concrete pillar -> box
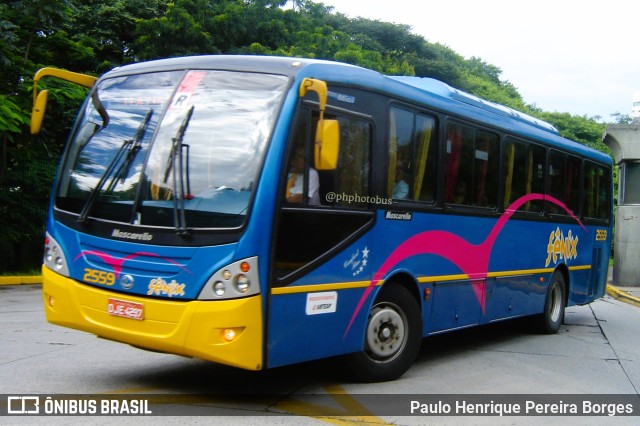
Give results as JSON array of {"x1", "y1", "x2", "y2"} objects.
[{"x1": 603, "y1": 125, "x2": 640, "y2": 287}]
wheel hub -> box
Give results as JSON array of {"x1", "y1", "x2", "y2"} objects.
[{"x1": 366, "y1": 305, "x2": 406, "y2": 359}]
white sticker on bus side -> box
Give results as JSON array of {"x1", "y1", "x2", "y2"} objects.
[{"x1": 305, "y1": 291, "x2": 338, "y2": 315}]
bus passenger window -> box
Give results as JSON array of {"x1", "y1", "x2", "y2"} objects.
[
  {"x1": 584, "y1": 162, "x2": 611, "y2": 220},
  {"x1": 445, "y1": 123, "x2": 473, "y2": 205},
  {"x1": 503, "y1": 140, "x2": 544, "y2": 212},
  {"x1": 445, "y1": 123, "x2": 497, "y2": 208},
  {"x1": 565, "y1": 156, "x2": 581, "y2": 215},
  {"x1": 388, "y1": 107, "x2": 437, "y2": 202},
  {"x1": 473, "y1": 131, "x2": 499, "y2": 208},
  {"x1": 547, "y1": 151, "x2": 566, "y2": 214},
  {"x1": 284, "y1": 117, "x2": 321, "y2": 206},
  {"x1": 328, "y1": 116, "x2": 370, "y2": 208},
  {"x1": 285, "y1": 145, "x2": 320, "y2": 205},
  {"x1": 392, "y1": 157, "x2": 409, "y2": 199},
  {"x1": 548, "y1": 152, "x2": 585, "y2": 217}
]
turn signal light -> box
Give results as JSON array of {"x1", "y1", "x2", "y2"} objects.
[{"x1": 424, "y1": 287, "x2": 431, "y2": 301}]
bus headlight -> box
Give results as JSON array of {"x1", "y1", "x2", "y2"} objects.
[
  {"x1": 198, "y1": 257, "x2": 260, "y2": 300},
  {"x1": 43, "y1": 233, "x2": 70, "y2": 277},
  {"x1": 55, "y1": 257, "x2": 65, "y2": 271},
  {"x1": 213, "y1": 281, "x2": 226, "y2": 296},
  {"x1": 234, "y1": 274, "x2": 250, "y2": 293}
]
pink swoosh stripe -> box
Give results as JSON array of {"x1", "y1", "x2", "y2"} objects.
[
  {"x1": 74, "y1": 250, "x2": 191, "y2": 278},
  {"x1": 343, "y1": 193, "x2": 585, "y2": 337}
]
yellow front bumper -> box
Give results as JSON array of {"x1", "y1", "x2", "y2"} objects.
[{"x1": 42, "y1": 266, "x2": 263, "y2": 370}]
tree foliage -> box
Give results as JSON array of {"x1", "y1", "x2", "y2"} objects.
[{"x1": 0, "y1": 0, "x2": 621, "y2": 272}]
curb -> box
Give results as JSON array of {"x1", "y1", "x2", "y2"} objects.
[
  {"x1": 0, "y1": 276, "x2": 43, "y2": 286},
  {"x1": 606, "y1": 284, "x2": 640, "y2": 308}
]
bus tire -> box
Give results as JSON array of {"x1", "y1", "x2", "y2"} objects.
[
  {"x1": 537, "y1": 271, "x2": 566, "y2": 334},
  {"x1": 345, "y1": 285, "x2": 422, "y2": 382}
]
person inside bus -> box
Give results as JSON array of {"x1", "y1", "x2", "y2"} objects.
[
  {"x1": 453, "y1": 179, "x2": 469, "y2": 204},
  {"x1": 392, "y1": 158, "x2": 409, "y2": 199},
  {"x1": 286, "y1": 146, "x2": 320, "y2": 205}
]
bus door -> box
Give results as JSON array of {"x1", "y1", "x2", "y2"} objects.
[
  {"x1": 268, "y1": 107, "x2": 375, "y2": 368},
  {"x1": 584, "y1": 162, "x2": 612, "y2": 300},
  {"x1": 588, "y1": 244, "x2": 607, "y2": 298}
]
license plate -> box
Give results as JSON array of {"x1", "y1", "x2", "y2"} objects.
[{"x1": 107, "y1": 298, "x2": 144, "y2": 320}]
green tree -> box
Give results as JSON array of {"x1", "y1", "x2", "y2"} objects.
[
  {"x1": 0, "y1": 0, "x2": 618, "y2": 272},
  {"x1": 1, "y1": 0, "x2": 91, "y2": 271},
  {"x1": 134, "y1": 0, "x2": 217, "y2": 59},
  {"x1": 70, "y1": 0, "x2": 164, "y2": 72},
  {"x1": 535, "y1": 111, "x2": 607, "y2": 152},
  {"x1": 609, "y1": 112, "x2": 635, "y2": 125}
]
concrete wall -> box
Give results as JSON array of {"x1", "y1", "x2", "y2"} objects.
[
  {"x1": 614, "y1": 206, "x2": 640, "y2": 286},
  {"x1": 604, "y1": 125, "x2": 640, "y2": 162},
  {"x1": 604, "y1": 125, "x2": 640, "y2": 287}
]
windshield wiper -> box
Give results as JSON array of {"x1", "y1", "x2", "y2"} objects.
[
  {"x1": 106, "y1": 108, "x2": 153, "y2": 193},
  {"x1": 92, "y1": 88, "x2": 110, "y2": 128},
  {"x1": 71, "y1": 89, "x2": 110, "y2": 159},
  {"x1": 163, "y1": 105, "x2": 194, "y2": 238},
  {"x1": 78, "y1": 108, "x2": 153, "y2": 225}
]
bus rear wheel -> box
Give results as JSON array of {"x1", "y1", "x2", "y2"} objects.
[
  {"x1": 537, "y1": 271, "x2": 566, "y2": 334},
  {"x1": 345, "y1": 285, "x2": 421, "y2": 382}
]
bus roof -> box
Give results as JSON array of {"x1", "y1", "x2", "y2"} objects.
[
  {"x1": 387, "y1": 76, "x2": 560, "y2": 135},
  {"x1": 103, "y1": 55, "x2": 611, "y2": 165},
  {"x1": 105, "y1": 55, "x2": 348, "y2": 78}
]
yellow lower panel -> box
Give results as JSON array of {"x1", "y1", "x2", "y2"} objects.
[{"x1": 42, "y1": 266, "x2": 263, "y2": 370}]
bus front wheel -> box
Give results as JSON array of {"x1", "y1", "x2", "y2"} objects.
[
  {"x1": 537, "y1": 271, "x2": 566, "y2": 334},
  {"x1": 345, "y1": 285, "x2": 421, "y2": 382}
]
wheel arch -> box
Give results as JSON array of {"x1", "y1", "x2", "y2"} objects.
[{"x1": 377, "y1": 271, "x2": 422, "y2": 309}]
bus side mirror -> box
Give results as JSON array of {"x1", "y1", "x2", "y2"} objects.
[
  {"x1": 31, "y1": 89, "x2": 49, "y2": 135},
  {"x1": 299, "y1": 77, "x2": 340, "y2": 170},
  {"x1": 30, "y1": 67, "x2": 97, "y2": 135},
  {"x1": 315, "y1": 119, "x2": 339, "y2": 170}
]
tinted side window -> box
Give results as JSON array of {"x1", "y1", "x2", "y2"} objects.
[
  {"x1": 503, "y1": 139, "x2": 545, "y2": 212},
  {"x1": 584, "y1": 162, "x2": 611, "y2": 221},
  {"x1": 566, "y1": 156, "x2": 582, "y2": 215},
  {"x1": 445, "y1": 123, "x2": 498, "y2": 208},
  {"x1": 547, "y1": 151, "x2": 566, "y2": 214},
  {"x1": 388, "y1": 107, "x2": 438, "y2": 203},
  {"x1": 330, "y1": 116, "x2": 371, "y2": 208},
  {"x1": 274, "y1": 108, "x2": 373, "y2": 280},
  {"x1": 474, "y1": 130, "x2": 499, "y2": 208},
  {"x1": 445, "y1": 123, "x2": 474, "y2": 205},
  {"x1": 547, "y1": 151, "x2": 582, "y2": 216}
]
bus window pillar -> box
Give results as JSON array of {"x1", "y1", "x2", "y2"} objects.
[{"x1": 603, "y1": 124, "x2": 640, "y2": 287}]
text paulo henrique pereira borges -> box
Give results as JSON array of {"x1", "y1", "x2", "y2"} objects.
[{"x1": 410, "y1": 399, "x2": 635, "y2": 416}]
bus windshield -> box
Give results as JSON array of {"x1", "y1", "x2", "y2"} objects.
[{"x1": 56, "y1": 69, "x2": 288, "y2": 230}]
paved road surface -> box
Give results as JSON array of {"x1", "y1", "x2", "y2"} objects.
[{"x1": 0, "y1": 284, "x2": 638, "y2": 425}]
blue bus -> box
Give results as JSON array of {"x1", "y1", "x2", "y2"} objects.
[{"x1": 35, "y1": 55, "x2": 612, "y2": 382}]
